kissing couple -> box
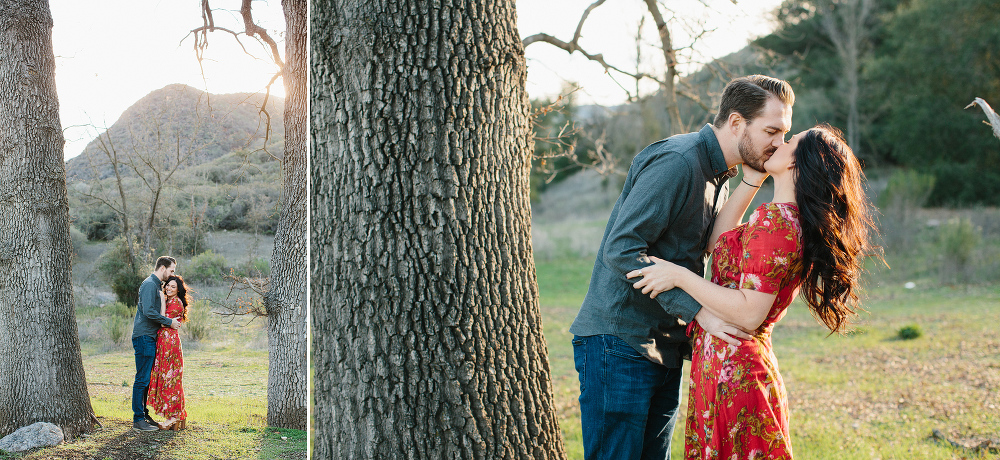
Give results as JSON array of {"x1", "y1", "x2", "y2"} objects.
[{"x1": 571, "y1": 75, "x2": 878, "y2": 459}]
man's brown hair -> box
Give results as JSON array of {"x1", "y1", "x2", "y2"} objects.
[
  {"x1": 155, "y1": 256, "x2": 176, "y2": 271},
  {"x1": 713, "y1": 75, "x2": 795, "y2": 128}
]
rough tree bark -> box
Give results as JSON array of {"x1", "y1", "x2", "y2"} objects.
[
  {"x1": 311, "y1": 0, "x2": 566, "y2": 458},
  {"x1": 0, "y1": 0, "x2": 95, "y2": 439},
  {"x1": 264, "y1": 0, "x2": 307, "y2": 430}
]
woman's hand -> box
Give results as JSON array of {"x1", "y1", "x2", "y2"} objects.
[
  {"x1": 741, "y1": 164, "x2": 769, "y2": 187},
  {"x1": 625, "y1": 256, "x2": 687, "y2": 298}
]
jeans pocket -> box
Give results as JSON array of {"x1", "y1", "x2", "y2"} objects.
[{"x1": 604, "y1": 336, "x2": 647, "y2": 362}]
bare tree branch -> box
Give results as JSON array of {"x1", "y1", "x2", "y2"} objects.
[{"x1": 965, "y1": 97, "x2": 1000, "y2": 140}]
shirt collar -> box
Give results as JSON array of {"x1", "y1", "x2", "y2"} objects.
[{"x1": 698, "y1": 123, "x2": 737, "y2": 179}]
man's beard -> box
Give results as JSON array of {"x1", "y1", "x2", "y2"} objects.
[{"x1": 738, "y1": 129, "x2": 774, "y2": 173}]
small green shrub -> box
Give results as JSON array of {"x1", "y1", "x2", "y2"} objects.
[
  {"x1": 184, "y1": 299, "x2": 213, "y2": 342},
  {"x1": 186, "y1": 250, "x2": 228, "y2": 284},
  {"x1": 939, "y1": 217, "x2": 981, "y2": 268},
  {"x1": 234, "y1": 257, "x2": 271, "y2": 278},
  {"x1": 103, "y1": 302, "x2": 134, "y2": 345},
  {"x1": 878, "y1": 169, "x2": 936, "y2": 251},
  {"x1": 897, "y1": 324, "x2": 923, "y2": 340},
  {"x1": 70, "y1": 225, "x2": 88, "y2": 259},
  {"x1": 95, "y1": 236, "x2": 151, "y2": 306}
]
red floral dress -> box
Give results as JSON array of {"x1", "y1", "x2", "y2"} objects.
[
  {"x1": 148, "y1": 297, "x2": 186, "y2": 421},
  {"x1": 685, "y1": 203, "x2": 803, "y2": 459}
]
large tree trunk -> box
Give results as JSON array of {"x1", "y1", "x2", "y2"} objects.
[
  {"x1": 0, "y1": 0, "x2": 95, "y2": 439},
  {"x1": 311, "y1": 1, "x2": 566, "y2": 458},
  {"x1": 264, "y1": 0, "x2": 308, "y2": 430}
]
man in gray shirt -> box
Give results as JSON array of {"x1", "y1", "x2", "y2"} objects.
[
  {"x1": 131, "y1": 256, "x2": 181, "y2": 431},
  {"x1": 570, "y1": 75, "x2": 795, "y2": 458}
]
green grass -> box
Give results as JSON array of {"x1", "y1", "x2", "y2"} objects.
[{"x1": 537, "y1": 257, "x2": 1000, "y2": 459}]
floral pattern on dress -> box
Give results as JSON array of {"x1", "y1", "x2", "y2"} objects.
[
  {"x1": 147, "y1": 297, "x2": 186, "y2": 421},
  {"x1": 685, "y1": 203, "x2": 802, "y2": 459}
]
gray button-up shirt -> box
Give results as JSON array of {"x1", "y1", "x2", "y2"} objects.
[
  {"x1": 569, "y1": 124, "x2": 734, "y2": 367},
  {"x1": 132, "y1": 273, "x2": 173, "y2": 338}
]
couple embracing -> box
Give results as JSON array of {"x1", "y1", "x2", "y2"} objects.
[
  {"x1": 131, "y1": 256, "x2": 191, "y2": 432},
  {"x1": 571, "y1": 75, "x2": 878, "y2": 459}
]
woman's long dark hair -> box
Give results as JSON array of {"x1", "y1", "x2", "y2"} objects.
[
  {"x1": 164, "y1": 275, "x2": 192, "y2": 322},
  {"x1": 794, "y1": 125, "x2": 882, "y2": 333}
]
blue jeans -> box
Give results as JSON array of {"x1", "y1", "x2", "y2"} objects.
[
  {"x1": 573, "y1": 334, "x2": 683, "y2": 460},
  {"x1": 132, "y1": 335, "x2": 157, "y2": 422}
]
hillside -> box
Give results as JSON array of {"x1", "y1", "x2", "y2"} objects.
[{"x1": 65, "y1": 84, "x2": 284, "y2": 181}]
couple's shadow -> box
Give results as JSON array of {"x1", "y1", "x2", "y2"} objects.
[{"x1": 88, "y1": 422, "x2": 181, "y2": 460}]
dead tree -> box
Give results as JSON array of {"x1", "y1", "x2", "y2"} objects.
[
  {"x1": 966, "y1": 97, "x2": 1000, "y2": 140},
  {"x1": 522, "y1": 0, "x2": 723, "y2": 136}
]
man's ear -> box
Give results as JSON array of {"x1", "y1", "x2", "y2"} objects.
[{"x1": 728, "y1": 112, "x2": 744, "y2": 135}]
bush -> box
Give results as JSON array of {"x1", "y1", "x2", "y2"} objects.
[
  {"x1": 897, "y1": 324, "x2": 922, "y2": 340},
  {"x1": 184, "y1": 300, "x2": 213, "y2": 342},
  {"x1": 103, "y1": 302, "x2": 134, "y2": 345},
  {"x1": 70, "y1": 225, "x2": 88, "y2": 259},
  {"x1": 95, "y1": 236, "x2": 151, "y2": 307},
  {"x1": 185, "y1": 250, "x2": 227, "y2": 284},
  {"x1": 878, "y1": 169, "x2": 935, "y2": 251},
  {"x1": 939, "y1": 218, "x2": 981, "y2": 269},
  {"x1": 234, "y1": 257, "x2": 271, "y2": 278}
]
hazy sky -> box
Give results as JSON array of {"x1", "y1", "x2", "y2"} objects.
[
  {"x1": 50, "y1": 0, "x2": 780, "y2": 160},
  {"x1": 51, "y1": 0, "x2": 286, "y2": 160}
]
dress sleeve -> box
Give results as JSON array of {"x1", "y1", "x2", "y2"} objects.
[{"x1": 738, "y1": 206, "x2": 801, "y2": 294}]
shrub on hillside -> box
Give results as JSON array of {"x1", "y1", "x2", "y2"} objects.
[
  {"x1": 185, "y1": 250, "x2": 227, "y2": 284},
  {"x1": 937, "y1": 217, "x2": 982, "y2": 283},
  {"x1": 103, "y1": 302, "x2": 134, "y2": 346},
  {"x1": 878, "y1": 170, "x2": 935, "y2": 251},
  {"x1": 73, "y1": 206, "x2": 121, "y2": 241},
  {"x1": 233, "y1": 257, "x2": 271, "y2": 278},
  {"x1": 184, "y1": 299, "x2": 213, "y2": 342},
  {"x1": 96, "y1": 236, "x2": 151, "y2": 307},
  {"x1": 70, "y1": 225, "x2": 88, "y2": 259}
]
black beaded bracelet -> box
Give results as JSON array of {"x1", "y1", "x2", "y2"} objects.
[{"x1": 742, "y1": 178, "x2": 760, "y2": 188}]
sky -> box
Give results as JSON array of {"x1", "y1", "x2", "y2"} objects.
[
  {"x1": 51, "y1": 0, "x2": 781, "y2": 161},
  {"x1": 517, "y1": 0, "x2": 784, "y2": 105},
  {"x1": 51, "y1": 0, "x2": 287, "y2": 160}
]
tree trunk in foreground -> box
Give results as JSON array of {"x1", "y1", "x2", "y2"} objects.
[
  {"x1": 0, "y1": 0, "x2": 95, "y2": 439},
  {"x1": 311, "y1": 0, "x2": 566, "y2": 457},
  {"x1": 264, "y1": 0, "x2": 308, "y2": 430}
]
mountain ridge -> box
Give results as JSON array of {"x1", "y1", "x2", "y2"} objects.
[{"x1": 65, "y1": 83, "x2": 284, "y2": 182}]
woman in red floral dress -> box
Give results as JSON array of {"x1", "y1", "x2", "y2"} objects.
[
  {"x1": 148, "y1": 275, "x2": 190, "y2": 430},
  {"x1": 628, "y1": 125, "x2": 880, "y2": 459}
]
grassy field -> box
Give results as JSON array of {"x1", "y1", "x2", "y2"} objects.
[
  {"x1": 537, "y1": 257, "x2": 1000, "y2": 460},
  {"x1": 0, "y1": 231, "x2": 305, "y2": 459}
]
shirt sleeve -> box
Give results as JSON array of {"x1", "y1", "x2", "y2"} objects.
[
  {"x1": 602, "y1": 152, "x2": 694, "y2": 276},
  {"x1": 738, "y1": 206, "x2": 801, "y2": 294},
  {"x1": 602, "y1": 152, "x2": 702, "y2": 322},
  {"x1": 654, "y1": 288, "x2": 702, "y2": 323}
]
